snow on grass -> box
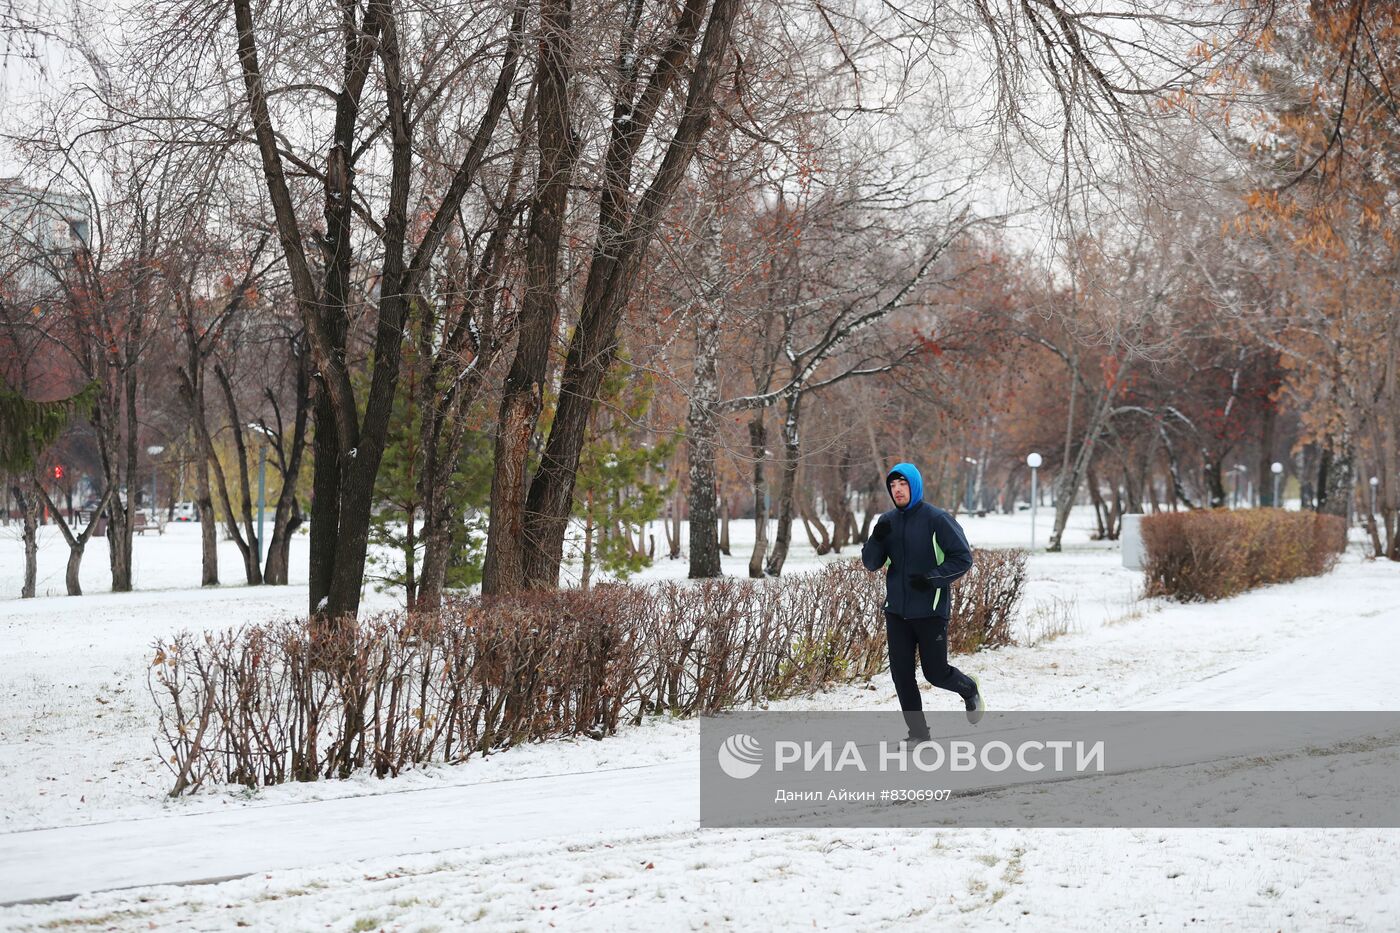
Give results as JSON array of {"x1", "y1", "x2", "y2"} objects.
[
  {"x1": 2, "y1": 506, "x2": 1398, "y2": 929},
  {"x1": 5, "y1": 826, "x2": 1398, "y2": 930}
]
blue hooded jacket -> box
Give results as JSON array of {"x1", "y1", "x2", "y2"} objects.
[{"x1": 860, "y1": 462, "x2": 974, "y2": 619}]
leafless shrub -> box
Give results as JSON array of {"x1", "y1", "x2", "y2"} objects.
[
  {"x1": 949, "y1": 548, "x2": 1026, "y2": 653},
  {"x1": 1024, "y1": 595, "x2": 1081, "y2": 646},
  {"x1": 1141, "y1": 510, "x2": 1346, "y2": 601},
  {"x1": 149, "y1": 555, "x2": 1024, "y2": 793}
]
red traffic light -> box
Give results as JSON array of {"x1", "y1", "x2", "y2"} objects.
[{"x1": 52, "y1": 465, "x2": 65, "y2": 480}]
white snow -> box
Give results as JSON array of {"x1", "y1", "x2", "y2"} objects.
[{"x1": 1, "y1": 507, "x2": 1398, "y2": 930}]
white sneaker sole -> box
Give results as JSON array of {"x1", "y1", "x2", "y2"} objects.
[{"x1": 966, "y1": 675, "x2": 985, "y2": 725}]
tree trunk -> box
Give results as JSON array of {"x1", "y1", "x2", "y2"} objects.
[
  {"x1": 264, "y1": 340, "x2": 311, "y2": 586},
  {"x1": 515, "y1": 0, "x2": 740, "y2": 590},
  {"x1": 179, "y1": 361, "x2": 246, "y2": 586},
  {"x1": 216, "y1": 365, "x2": 264, "y2": 586},
  {"x1": 748, "y1": 415, "x2": 768, "y2": 578},
  {"x1": 1107, "y1": 484, "x2": 1124, "y2": 539},
  {"x1": 62, "y1": 541, "x2": 84, "y2": 596},
  {"x1": 195, "y1": 471, "x2": 219, "y2": 586},
  {"x1": 481, "y1": 366, "x2": 547, "y2": 595},
  {"x1": 106, "y1": 503, "x2": 133, "y2": 592},
  {"x1": 14, "y1": 482, "x2": 40, "y2": 598},
  {"x1": 1315, "y1": 445, "x2": 1332, "y2": 514},
  {"x1": 581, "y1": 492, "x2": 594, "y2": 590},
  {"x1": 764, "y1": 393, "x2": 801, "y2": 576},
  {"x1": 325, "y1": 427, "x2": 397, "y2": 619},
  {"x1": 999, "y1": 469, "x2": 1018, "y2": 515},
  {"x1": 1297, "y1": 444, "x2": 1316, "y2": 510},
  {"x1": 1122, "y1": 457, "x2": 1144, "y2": 515},
  {"x1": 1157, "y1": 423, "x2": 1195, "y2": 509},
  {"x1": 414, "y1": 408, "x2": 474, "y2": 608},
  {"x1": 718, "y1": 496, "x2": 730, "y2": 556},
  {"x1": 105, "y1": 369, "x2": 140, "y2": 592},
  {"x1": 1381, "y1": 310, "x2": 1400, "y2": 559},
  {"x1": 798, "y1": 488, "x2": 832, "y2": 555},
  {"x1": 1046, "y1": 467, "x2": 1076, "y2": 551},
  {"x1": 828, "y1": 451, "x2": 853, "y2": 552},
  {"x1": 415, "y1": 502, "x2": 454, "y2": 608},
  {"x1": 308, "y1": 395, "x2": 341, "y2": 613},
  {"x1": 1203, "y1": 456, "x2": 1227, "y2": 509},
  {"x1": 414, "y1": 315, "x2": 492, "y2": 606},
  {"x1": 404, "y1": 509, "x2": 417, "y2": 606},
  {"x1": 480, "y1": 0, "x2": 573, "y2": 597},
  {"x1": 1317, "y1": 437, "x2": 1354, "y2": 519},
  {"x1": 34, "y1": 483, "x2": 111, "y2": 597},
  {"x1": 1386, "y1": 504, "x2": 1399, "y2": 562},
  {"x1": 1087, "y1": 465, "x2": 1108, "y2": 539},
  {"x1": 1047, "y1": 382, "x2": 1113, "y2": 552},
  {"x1": 178, "y1": 366, "x2": 221, "y2": 587},
  {"x1": 413, "y1": 331, "x2": 503, "y2": 607},
  {"x1": 666, "y1": 490, "x2": 682, "y2": 560},
  {"x1": 1363, "y1": 463, "x2": 1384, "y2": 556},
  {"x1": 263, "y1": 498, "x2": 301, "y2": 586},
  {"x1": 686, "y1": 305, "x2": 723, "y2": 579},
  {"x1": 972, "y1": 442, "x2": 990, "y2": 512}
]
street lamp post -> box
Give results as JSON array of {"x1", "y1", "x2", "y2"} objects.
[
  {"x1": 246, "y1": 423, "x2": 274, "y2": 567},
  {"x1": 1371, "y1": 476, "x2": 1380, "y2": 520},
  {"x1": 1027, "y1": 452, "x2": 1043, "y2": 550},
  {"x1": 1271, "y1": 461, "x2": 1283, "y2": 509},
  {"x1": 256, "y1": 445, "x2": 267, "y2": 565},
  {"x1": 146, "y1": 445, "x2": 165, "y2": 523},
  {"x1": 1233, "y1": 464, "x2": 1247, "y2": 509}
]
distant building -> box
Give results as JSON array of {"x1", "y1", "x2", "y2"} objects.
[
  {"x1": 1, "y1": 178, "x2": 92, "y2": 400},
  {"x1": 0, "y1": 177, "x2": 91, "y2": 295}
]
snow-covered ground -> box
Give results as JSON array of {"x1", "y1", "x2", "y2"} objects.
[{"x1": 1, "y1": 507, "x2": 1397, "y2": 930}]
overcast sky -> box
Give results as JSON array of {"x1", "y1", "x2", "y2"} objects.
[{"x1": 1, "y1": 0, "x2": 1252, "y2": 276}]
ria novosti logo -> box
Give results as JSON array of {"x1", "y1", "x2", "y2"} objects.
[{"x1": 717, "y1": 733, "x2": 763, "y2": 779}]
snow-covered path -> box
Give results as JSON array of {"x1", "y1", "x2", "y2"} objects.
[
  {"x1": 0, "y1": 759, "x2": 699, "y2": 904},
  {"x1": 6, "y1": 706, "x2": 1396, "y2": 908}
]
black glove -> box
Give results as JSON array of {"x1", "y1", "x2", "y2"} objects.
[
  {"x1": 907, "y1": 572, "x2": 935, "y2": 592},
  {"x1": 872, "y1": 520, "x2": 892, "y2": 542}
]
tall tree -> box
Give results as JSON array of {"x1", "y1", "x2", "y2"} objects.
[
  {"x1": 1226, "y1": 0, "x2": 1399, "y2": 549},
  {"x1": 483, "y1": 0, "x2": 742, "y2": 593},
  {"x1": 226, "y1": 0, "x2": 528, "y2": 616}
]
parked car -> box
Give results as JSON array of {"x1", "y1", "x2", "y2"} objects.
[{"x1": 172, "y1": 501, "x2": 198, "y2": 522}]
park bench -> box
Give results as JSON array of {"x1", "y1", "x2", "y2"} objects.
[
  {"x1": 90, "y1": 512, "x2": 163, "y2": 536},
  {"x1": 133, "y1": 513, "x2": 164, "y2": 535}
]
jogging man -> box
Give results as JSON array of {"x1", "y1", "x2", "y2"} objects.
[{"x1": 861, "y1": 461, "x2": 985, "y2": 741}]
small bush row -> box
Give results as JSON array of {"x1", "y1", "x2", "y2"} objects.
[
  {"x1": 149, "y1": 552, "x2": 1025, "y2": 794},
  {"x1": 1140, "y1": 508, "x2": 1346, "y2": 602}
]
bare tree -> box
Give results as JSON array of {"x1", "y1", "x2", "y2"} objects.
[
  {"x1": 220, "y1": 0, "x2": 529, "y2": 616},
  {"x1": 172, "y1": 228, "x2": 277, "y2": 585},
  {"x1": 482, "y1": 0, "x2": 743, "y2": 593},
  {"x1": 0, "y1": 136, "x2": 196, "y2": 590}
]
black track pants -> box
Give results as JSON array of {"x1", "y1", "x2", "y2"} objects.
[{"x1": 885, "y1": 611, "x2": 976, "y2": 736}]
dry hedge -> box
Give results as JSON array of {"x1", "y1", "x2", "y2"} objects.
[
  {"x1": 950, "y1": 547, "x2": 1025, "y2": 653},
  {"x1": 1140, "y1": 509, "x2": 1346, "y2": 602},
  {"x1": 150, "y1": 552, "x2": 1025, "y2": 794}
]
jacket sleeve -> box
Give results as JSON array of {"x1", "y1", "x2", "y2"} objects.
[
  {"x1": 861, "y1": 517, "x2": 889, "y2": 571},
  {"x1": 923, "y1": 511, "x2": 973, "y2": 586}
]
